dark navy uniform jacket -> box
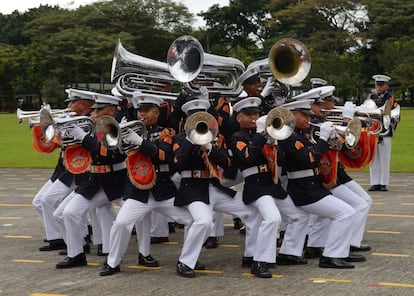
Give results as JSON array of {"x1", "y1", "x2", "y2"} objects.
[
  {"x1": 123, "y1": 125, "x2": 177, "y2": 203},
  {"x1": 55, "y1": 147, "x2": 92, "y2": 187},
  {"x1": 75, "y1": 132, "x2": 127, "y2": 201},
  {"x1": 173, "y1": 132, "x2": 235, "y2": 207},
  {"x1": 229, "y1": 128, "x2": 286, "y2": 205},
  {"x1": 278, "y1": 128, "x2": 331, "y2": 206},
  {"x1": 370, "y1": 91, "x2": 398, "y2": 137}
]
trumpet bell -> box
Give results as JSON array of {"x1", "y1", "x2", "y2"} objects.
[
  {"x1": 340, "y1": 117, "x2": 362, "y2": 149},
  {"x1": 184, "y1": 112, "x2": 218, "y2": 146},
  {"x1": 265, "y1": 107, "x2": 295, "y2": 140},
  {"x1": 95, "y1": 116, "x2": 121, "y2": 150},
  {"x1": 40, "y1": 108, "x2": 56, "y2": 142},
  {"x1": 269, "y1": 38, "x2": 311, "y2": 85},
  {"x1": 167, "y1": 35, "x2": 204, "y2": 83}
]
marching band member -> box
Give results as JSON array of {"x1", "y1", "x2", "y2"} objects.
[
  {"x1": 368, "y1": 74, "x2": 400, "y2": 191},
  {"x1": 100, "y1": 93, "x2": 194, "y2": 276},
  {"x1": 229, "y1": 97, "x2": 283, "y2": 277},
  {"x1": 54, "y1": 93, "x2": 126, "y2": 268},
  {"x1": 34, "y1": 88, "x2": 95, "y2": 252},
  {"x1": 173, "y1": 96, "x2": 262, "y2": 278},
  {"x1": 277, "y1": 99, "x2": 358, "y2": 269}
]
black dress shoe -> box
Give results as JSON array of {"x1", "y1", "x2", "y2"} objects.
[
  {"x1": 138, "y1": 253, "x2": 159, "y2": 267},
  {"x1": 150, "y1": 237, "x2": 169, "y2": 244},
  {"x1": 56, "y1": 253, "x2": 87, "y2": 269},
  {"x1": 39, "y1": 239, "x2": 66, "y2": 251},
  {"x1": 99, "y1": 263, "x2": 120, "y2": 276},
  {"x1": 97, "y1": 244, "x2": 108, "y2": 256},
  {"x1": 233, "y1": 218, "x2": 244, "y2": 229},
  {"x1": 194, "y1": 261, "x2": 205, "y2": 270},
  {"x1": 368, "y1": 185, "x2": 381, "y2": 191},
  {"x1": 277, "y1": 253, "x2": 308, "y2": 265},
  {"x1": 379, "y1": 185, "x2": 388, "y2": 191},
  {"x1": 241, "y1": 256, "x2": 253, "y2": 268},
  {"x1": 251, "y1": 261, "x2": 272, "y2": 278},
  {"x1": 345, "y1": 252, "x2": 366, "y2": 262},
  {"x1": 204, "y1": 236, "x2": 219, "y2": 249},
  {"x1": 176, "y1": 261, "x2": 196, "y2": 278},
  {"x1": 319, "y1": 256, "x2": 355, "y2": 269},
  {"x1": 303, "y1": 247, "x2": 324, "y2": 259},
  {"x1": 350, "y1": 244, "x2": 371, "y2": 252}
]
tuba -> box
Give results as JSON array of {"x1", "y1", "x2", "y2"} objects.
[
  {"x1": 184, "y1": 111, "x2": 219, "y2": 145},
  {"x1": 167, "y1": 35, "x2": 246, "y2": 97},
  {"x1": 95, "y1": 116, "x2": 147, "y2": 153},
  {"x1": 265, "y1": 107, "x2": 296, "y2": 140},
  {"x1": 40, "y1": 108, "x2": 94, "y2": 146},
  {"x1": 111, "y1": 39, "x2": 180, "y2": 101}
]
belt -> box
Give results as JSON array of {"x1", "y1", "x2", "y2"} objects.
[
  {"x1": 287, "y1": 168, "x2": 319, "y2": 179},
  {"x1": 90, "y1": 162, "x2": 126, "y2": 173},
  {"x1": 241, "y1": 164, "x2": 269, "y2": 178},
  {"x1": 154, "y1": 164, "x2": 169, "y2": 173},
  {"x1": 181, "y1": 169, "x2": 212, "y2": 179}
]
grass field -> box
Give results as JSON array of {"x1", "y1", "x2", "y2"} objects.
[{"x1": 1, "y1": 109, "x2": 413, "y2": 171}]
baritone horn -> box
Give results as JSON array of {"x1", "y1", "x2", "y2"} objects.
[
  {"x1": 167, "y1": 35, "x2": 246, "y2": 97},
  {"x1": 265, "y1": 107, "x2": 296, "y2": 140},
  {"x1": 184, "y1": 111, "x2": 219, "y2": 145},
  {"x1": 40, "y1": 108, "x2": 94, "y2": 146},
  {"x1": 95, "y1": 116, "x2": 147, "y2": 153}
]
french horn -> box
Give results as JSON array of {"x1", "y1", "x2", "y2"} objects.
[{"x1": 184, "y1": 111, "x2": 219, "y2": 146}]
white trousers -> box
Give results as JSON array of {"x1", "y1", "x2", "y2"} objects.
[
  {"x1": 150, "y1": 211, "x2": 169, "y2": 237},
  {"x1": 107, "y1": 196, "x2": 193, "y2": 268},
  {"x1": 40, "y1": 179, "x2": 75, "y2": 240},
  {"x1": 300, "y1": 195, "x2": 355, "y2": 258},
  {"x1": 275, "y1": 195, "x2": 309, "y2": 257},
  {"x1": 370, "y1": 137, "x2": 392, "y2": 185},
  {"x1": 54, "y1": 189, "x2": 120, "y2": 257},
  {"x1": 32, "y1": 179, "x2": 53, "y2": 227}
]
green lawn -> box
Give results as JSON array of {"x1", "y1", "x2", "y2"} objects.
[{"x1": 1, "y1": 109, "x2": 413, "y2": 171}]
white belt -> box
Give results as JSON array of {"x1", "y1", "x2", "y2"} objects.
[
  {"x1": 90, "y1": 162, "x2": 126, "y2": 173},
  {"x1": 155, "y1": 164, "x2": 169, "y2": 173},
  {"x1": 181, "y1": 170, "x2": 212, "y2": 178},
  {"x1": 241, "y1": 165, "x2": 269, "y2": 178},
  {"x1": 287, "y1": 168, "x2": 319, "y2": 179}
]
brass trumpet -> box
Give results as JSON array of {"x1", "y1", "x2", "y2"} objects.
[
  {"x1": 184, "y1": 111, "x2": 218, "y2": 145},
  {"x1": 95, "y1": 116, "x2": 147, "y2": 153},
  {"x1": 309, "y1": 117, "x2": 362, "y2": 150}
]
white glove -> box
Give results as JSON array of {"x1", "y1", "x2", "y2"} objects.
[
  {"x1": 260, "y1": 77, "x2": 275, "y2": 97},
  {"x1": 198, "y1": 86, "x2": 209, "y2": 101},
  {"x1": 256, "y1": 115, "x2": 267, "y2": 134},
  {"x1": 69, "y1": 125, "x2": 87, "y2": 141},
  {"x1": 342, "y1": 101, "x2": 356, "y2": 119},
  {"x1": 124, "y1": 128, "x2": 143, "y2": 146},
  {"x1": 319, "y1": 121, "x2": 334, "y2": 142},
  {"x1": 202, "y1": 143, "x2": 213, "y2": 155}
]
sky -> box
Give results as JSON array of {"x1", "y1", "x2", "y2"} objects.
[{"x1": 0, "y1": 0, "x2": 229, "y2": 27}]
